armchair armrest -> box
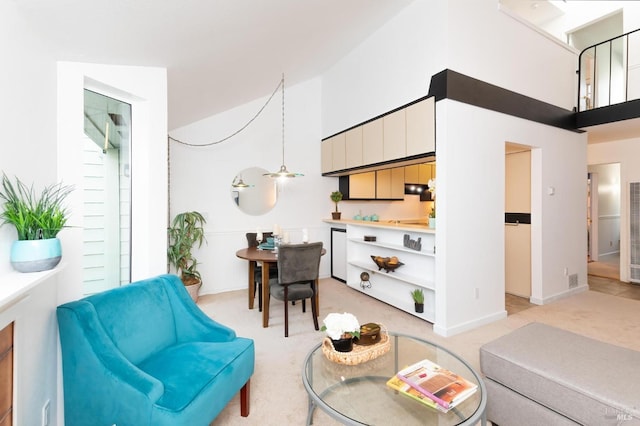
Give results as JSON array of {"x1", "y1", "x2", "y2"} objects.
[
  {"x1": 161, "y1": 274, "x2": 237, "y2": 342},
  {"x1": 57, "y1": 303, "x2": 164, "y2": 402}
]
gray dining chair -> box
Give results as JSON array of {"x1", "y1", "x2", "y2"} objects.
[
  {"x1": 268, "y1": 242, "x2": 322, "y2": 337},
  {"x1": 246, "y1": 232, "x2": 278, "y2": 312}
]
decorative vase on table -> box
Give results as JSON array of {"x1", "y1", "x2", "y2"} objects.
[{"x1": 331, "y1": 336, "x2": 354, "y2": 353}]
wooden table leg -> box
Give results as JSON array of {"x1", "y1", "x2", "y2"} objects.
[
  {"x1": 248, "y1": 261, "x2": 255, "y2": 310},
  {"x1": 262, "y1": 261, "x2": 271, "y2": 328},
  {"x1": 315, "y1": 278, "x2": 320, "y2": 315}
]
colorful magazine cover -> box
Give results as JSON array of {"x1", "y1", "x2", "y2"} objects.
[{"x1": 388, "y1": 358, "x2": 478, "y2": 412}]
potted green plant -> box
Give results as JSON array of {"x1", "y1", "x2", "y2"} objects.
[
  {"x1": 410, "y1": 288, "x2": 424, "y2": 313},
  {"x1": 330, "y1": 191, "x2": 343, "y2": 220},
  {"x1": 0, "y1": 173, "x2": 73, "y2": 272},
  {"x1": 167, "y1": 211, "x2": 207, "y2": 301},
  {"x1": 429, "y1": 206, "x2": 436, "y2": 229}
]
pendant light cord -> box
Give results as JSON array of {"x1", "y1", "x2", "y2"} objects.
[
  {"x1": 168, "y1": 76, "x2": 283, "y2": 147},
  {"x1": 281, "y1": 73, "x2": 285, "y2": 165}
]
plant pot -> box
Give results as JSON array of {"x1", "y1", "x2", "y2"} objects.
[
  {"x1": 10, "y1": 238, "x2": 62, "y2": 273},
  {"x1": 414, "y1": 303, "x2": 424, "y2": 313},
  {"x1": 185, "y1": 281, "x2": 202, "y2": 303},
  {"x1": 429, "y1": 218, "x2": 436, "y2": 229},
  {"x1": 331, "y1": 212, "x2": 341, "y2": 220},
  {"x1": 331, "y1": 336, "x2": 354, "y2": 352}
]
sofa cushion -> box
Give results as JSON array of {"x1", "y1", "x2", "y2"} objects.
[
  {"x1": 480, "y1": 322, "x2": 640, "y2": 425},
  {"x1": 138, "y1": 337, "x2": 254, "y2": 412}
]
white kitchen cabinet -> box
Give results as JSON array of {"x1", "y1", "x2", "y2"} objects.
[
  {"x1": 406, "y1": 97, "x2": 435, "y2": 156},
  {"x1": 345, "y1": 223, "x2": 436, "y2": 322}
]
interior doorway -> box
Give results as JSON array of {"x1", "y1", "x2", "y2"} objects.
[
  {"x1": 505, "y1": 142, "x2": 532, "y2": 300},
  {"x1": 587, "y1": 163, "x2": 621, "y2": 281}
]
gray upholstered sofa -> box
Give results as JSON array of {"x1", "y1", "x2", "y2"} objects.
[{"x1": 480, "y1": 322, "x2": 640, "y2": 425}]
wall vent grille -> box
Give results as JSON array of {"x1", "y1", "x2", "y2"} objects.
[{"x1": 568, "y1": 273, "x2": 578, "y2": 288}]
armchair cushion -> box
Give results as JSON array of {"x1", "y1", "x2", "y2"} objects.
[{"x1": 57, "y1": 274, "x2": 254, "y2": 426}]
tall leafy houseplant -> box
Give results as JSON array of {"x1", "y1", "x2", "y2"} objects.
[
  {"x1": 0, "y1": 173, "x2": 73, "y2": 272},
  {"x1": 167, "y1": 211, "x2": 207, "y2": 290}
]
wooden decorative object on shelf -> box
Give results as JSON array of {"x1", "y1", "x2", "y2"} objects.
[{"x1": 370, "y1": 255, "x2": 404, "y2": 273}]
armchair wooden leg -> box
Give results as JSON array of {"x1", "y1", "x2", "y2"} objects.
[{"x1": 240, "y1": 379, "x2": 250, "y2": 417}]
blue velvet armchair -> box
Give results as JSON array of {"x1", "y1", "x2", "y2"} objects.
[{"x1": 57, "y1": 274, "x2": 254, "y2": 426}]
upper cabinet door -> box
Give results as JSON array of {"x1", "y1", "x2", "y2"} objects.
[
  {"x1": 331, "y1": 133, "x2": 346, "y2": 172},
  {"x1": 383, "y1": 109, "x2": 406, "y2": 161},
  {"x1": 321, "y1": 138, "x2": 333, "y2": 174},
  {"x1": 362, "y1": 118, "x2": 383, "y2": 165},
  {"x1": 345, "y1": 126, "x2": 363, "y2": 169},
  {"x1": 406, "y1": 97, "x2": 435, "y2": 156}
]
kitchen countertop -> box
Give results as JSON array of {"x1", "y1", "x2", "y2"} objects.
[{"x1": 323, "y1": 219, "x2": 434, "y2": 233}]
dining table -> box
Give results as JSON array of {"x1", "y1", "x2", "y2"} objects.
[{"x1": 235, "y1": 246, "x2": 326, "y2": 328}]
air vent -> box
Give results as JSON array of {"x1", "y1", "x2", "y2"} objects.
[{"x1": 568, "y1": 273, "x2": 578, "y2": 288}]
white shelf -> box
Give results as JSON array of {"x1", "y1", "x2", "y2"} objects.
[
  {"x1": 348, "y1": 260, "x2": 435, "y2": 290},
  {"x1": 347, "y1": 281, "x2": 435, "y2": 323},
  {"x1": 348, "y1": 238, "x2": 435, "y2": 257},
  {"x1": 344, "y1": 223, "x2": 436, "y2": 326}
]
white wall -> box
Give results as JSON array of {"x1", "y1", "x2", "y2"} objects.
[
  {"x1": 0, "y1": 3, "x2": 62, "y2": 424},
  {"x1": 588, "y1": 137, "x2": 640, "y2": 282},
  {"x1": 169, "y1": 78, "x2": 337, "y2": 294}
]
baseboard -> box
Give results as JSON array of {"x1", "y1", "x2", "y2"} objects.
[
  {"x1": 433, "y1": 309, "x2": 507, "y2": 337},
  {"x1": 530, "y1": 284, "x2": 588, "y2": 305}
]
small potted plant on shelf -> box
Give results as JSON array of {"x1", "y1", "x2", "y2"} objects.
[
  {"x1": 167, "y1": 211, "x2": 207, "y2": 302},
  {"x1": 321, "y1": 312, "x2": 360, "y2": 352},
  {"x1": 330, "y1": 191, "x2": 343, "y2": 220},
  {"x1": 411, "y1": 288, "x2": 424, "y2": 313},
  {"x1": 427, "y1": 178, "x2": 436, "y2": 229},
  {"x1": 0, "y1": 173, "x2": 73, "y2": 272},
  {"x1": 429, "y1": 206, "x2": 436, "y2": 229}
]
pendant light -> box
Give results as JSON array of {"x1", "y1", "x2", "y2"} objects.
[{"x1": 265, "y1": 74, "x2": 303, "y2": 179}]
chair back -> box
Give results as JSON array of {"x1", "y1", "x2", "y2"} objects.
[
  {"x1": 246, "y1": 232, "x2": 274, "y2": 247},
  {"x1": 277, "y1": 242, "x2": 323, "y2": 284}
]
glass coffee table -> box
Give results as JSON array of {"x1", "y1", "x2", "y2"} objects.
[{"x1": 302, "y1": 332, "x2": 486, "y2": 425}]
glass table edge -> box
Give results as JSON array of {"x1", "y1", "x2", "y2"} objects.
[{"x1": 301, "y1": 330, "x2": 487, "y2": 426}]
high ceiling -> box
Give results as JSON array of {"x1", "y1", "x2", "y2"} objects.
[{"x1": 14, "y1": 0, "x2": 415, "y2": 129}]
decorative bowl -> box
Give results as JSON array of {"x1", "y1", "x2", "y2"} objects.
[{"x1": 370, "y1": 255, "x2": 404, "y2": 273}]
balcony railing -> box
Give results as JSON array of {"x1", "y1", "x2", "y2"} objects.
[{"x1": 577, "y1": 28, "x2": 640, "y2": 112}]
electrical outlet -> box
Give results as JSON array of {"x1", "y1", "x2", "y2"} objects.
[{"x1": 42, "y1": 399, "x2": 50, "y2": 426}]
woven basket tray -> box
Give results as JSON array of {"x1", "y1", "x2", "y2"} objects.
[{"x1": 322, "y1": 327, "x2": 390, "y2": 365}]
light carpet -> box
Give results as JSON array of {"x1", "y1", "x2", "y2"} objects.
[{"x1": 200, "y1": 278, "x2": 640, "y2": 425}]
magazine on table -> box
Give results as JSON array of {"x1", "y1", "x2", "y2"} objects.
[{"x1": 386, "y1": 358, "x2": 478, "y2": 412}]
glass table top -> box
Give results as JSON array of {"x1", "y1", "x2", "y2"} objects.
[{"x1": 302, "y1": 332, "x2": 486, "y2": 425}]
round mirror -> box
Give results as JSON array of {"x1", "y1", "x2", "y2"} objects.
[{"x1": 230, "y1": 167, "x2": 277, "y2": 215}]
